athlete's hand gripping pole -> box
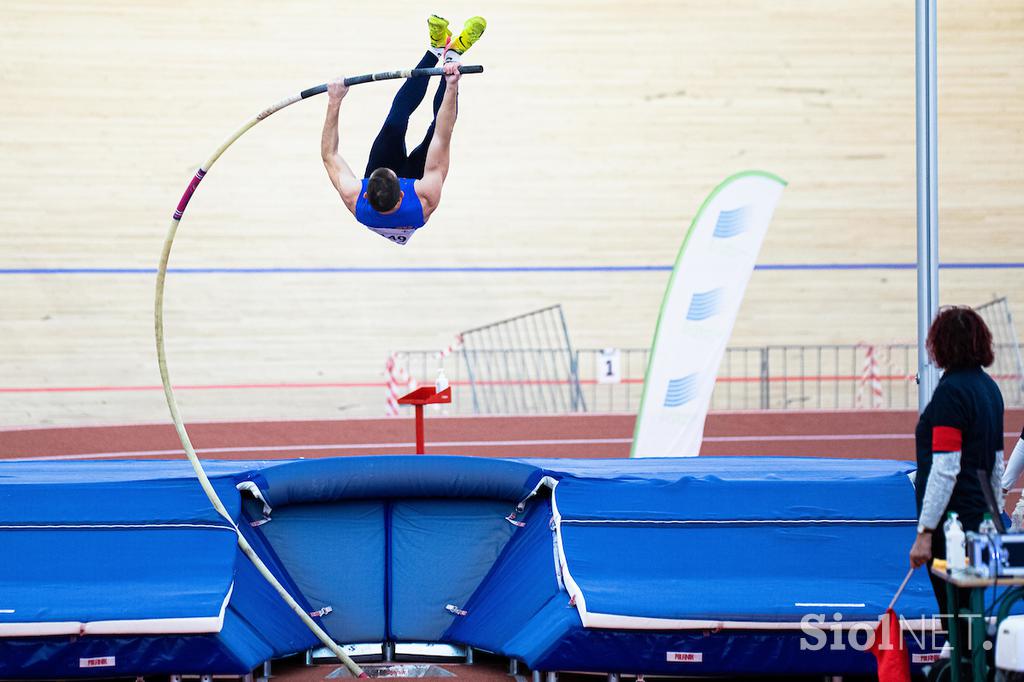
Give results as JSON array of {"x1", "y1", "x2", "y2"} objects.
[{"x1": 301, "y1": 64, "x2": 483, "y2": 97}]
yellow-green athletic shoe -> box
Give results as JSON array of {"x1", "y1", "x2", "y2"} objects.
[
  {"x1": 428, "y1": 14, "x2": 452, "y2": 50},
  {"x1": 449, "y1": 16, "x2": 486, "y2": 54}
]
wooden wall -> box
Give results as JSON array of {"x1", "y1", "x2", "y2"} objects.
[{"x1": 0, "y1": 1, "x2": 1021, "y2": 425}]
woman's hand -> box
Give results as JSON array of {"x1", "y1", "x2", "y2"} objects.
[{"x1": 910, "y1": 532, "x2": 933, "y2": 569}]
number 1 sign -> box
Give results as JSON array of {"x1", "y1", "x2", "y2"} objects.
[{"x1": 597, "y1": 348, "x2": 621, "y2": 384}]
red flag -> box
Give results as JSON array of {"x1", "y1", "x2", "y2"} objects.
[{"x1": 871, "y1": 608, "x2": 911, "y2": 682}]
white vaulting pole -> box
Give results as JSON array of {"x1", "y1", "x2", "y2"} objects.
[
  {"x1": 155, "y1": 65, "x2": 481, "y2": 676},
  {"x1": 156, "y1": 99, "x2": 367, "y2": 679},
  {"x1": 916, "y1": 0, "x2": 940, "y2": 411}
]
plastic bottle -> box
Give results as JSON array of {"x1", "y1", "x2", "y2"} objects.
[
  {"x1": 979, "y1": 512, "x2": 998, "y2": 538},
  {"x1": 435, "y1": 368, "x2": 449, "y2": 393},
  {"x1": 945, "y1": 511, "x2": 967, "y2": 571},
  {"x1": 977, "y1": 512, "x2": 999, "y2": 578}
]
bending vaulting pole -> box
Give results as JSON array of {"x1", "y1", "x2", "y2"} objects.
[{"x1": 155, "y1": 65, "x2": 483, "y2": 676}]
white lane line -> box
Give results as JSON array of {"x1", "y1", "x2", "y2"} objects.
[
  {"x1": 795, "y1": 603, "x2": 867, "y2": 608},
  {"x1": 0, "y1": 610, "x2": 14, "y2": 614},
  {"x1": 705, "y1": 433, "x2": 912, "y2": 443},
  {"x1": 0, "y1": 412, "x2": 636, "y2": 433},
  {"x1": 707, "y1": 431, "x2": 1021, "y2": 443},
  {"x1": 10, "y1": 429, "x2": 1016, "y2": 462},
  {"x1": 563, "y1": 519, "x2": 913, "y2": 526},
  {"x1": 2, "y1": 438, "x2": 635, "y2": 461},
  {"x1": 0, "y1": 523, "x2": 234, "y2": 531}
]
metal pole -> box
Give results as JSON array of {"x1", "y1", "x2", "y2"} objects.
[
  {"x1": 916, "y1": 0, "x2": 940, "y2": 412},
  {"x1": 414, "y1": 404, "x2": 425, "y2": 454},
  {"x1": 759, "y1": 348, "x2": 770, "y2": 409}
]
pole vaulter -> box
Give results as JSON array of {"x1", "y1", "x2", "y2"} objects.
[{"x1": 154, "y1": 64, "x2": 483, "y2": 676}]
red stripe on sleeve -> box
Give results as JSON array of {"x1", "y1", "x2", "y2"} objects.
[{"x1": 932, "y1": 425, "x2": 963, "y2": 452}]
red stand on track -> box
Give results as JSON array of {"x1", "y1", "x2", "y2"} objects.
[{"x1": 397, "y1": 386, "x2": 452, "y2": 454}]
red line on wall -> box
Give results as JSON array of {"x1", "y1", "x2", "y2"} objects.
[{"x1": 3, "y1": 374, "x2": 1019, "y2": 394}]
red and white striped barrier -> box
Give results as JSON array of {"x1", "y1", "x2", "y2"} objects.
[
  {"x1": 385, "y1": 354, "x2": 417, "y2": 417},
  {"x1": 436, "y1": 334, "x2": 463, "y2": 361},
  {"x1": 383, "y1": 337, "x2": 463, "y2": 416},
  {"x1": 856, "y1": 345, "x2": 885, "y2": 409}
]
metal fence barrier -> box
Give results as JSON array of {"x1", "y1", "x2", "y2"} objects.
[
  {"x1": 977, "y1": 297, "x2": 1024, "y2": 406},
  {"x1": 572, "y1": 342, "x2": 1023, "y2": 413},
  {"x1": 576, "y1": 345, "x2": 917, "y2": 413},
  {"x1": 393, "y1": 342, "x2": 1023, "y2": 415},
  {"x1": 391, "y1": 298, "x2": 1024, "y2": 415},
  {"x1": 458, "y1": 304, "x2": 585, "y2": 414}
]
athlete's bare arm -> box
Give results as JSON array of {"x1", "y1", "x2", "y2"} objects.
[
  {"x1": 321, "y1": 79, "x2": 362, "y2": 215},
  {"x1": 416, "y1": 62, "x2": 460, "y2": 219}
]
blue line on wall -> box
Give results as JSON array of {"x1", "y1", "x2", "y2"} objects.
[{"x1": 0, "y1": 263, "x2": 1022, "y2": 275}]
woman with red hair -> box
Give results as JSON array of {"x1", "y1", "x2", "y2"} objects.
[{"x1": 908, "y1": 306, "x2": 1004, "y2": 620}]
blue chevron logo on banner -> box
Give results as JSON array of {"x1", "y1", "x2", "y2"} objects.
[
  {"x1": 663, "y1": 374, "x2": 699, "y2": 408},
  {"x1": 712, "y1": 206, "x2": 751, "y2": 239},
  {"x1": 686, "y1": 288, "x2": 725, "y2": 321}
]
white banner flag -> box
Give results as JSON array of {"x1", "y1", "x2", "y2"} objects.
[{"x1": 631, "y1": 171, "x2": 786, "y2": 457}]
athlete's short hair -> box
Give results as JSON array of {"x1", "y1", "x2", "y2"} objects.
[
  {"x1": 926, "y1": 306, "x2": 995, "y2": 370},
  {"x1": 367, "y1": 168, "x2": 401, "y2": 212}
]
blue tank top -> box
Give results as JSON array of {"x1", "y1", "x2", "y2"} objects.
[{"x1": 355, "y1": 177, "x2": 425, "y2": 246}]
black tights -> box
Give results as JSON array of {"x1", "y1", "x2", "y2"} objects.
[{"x1": 364, "y1": 51, "x2": 446, "y2": 179}]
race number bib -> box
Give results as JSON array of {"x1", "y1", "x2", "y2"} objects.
[{"x1": 366, "y1": 226, "x2": 418, "y2": 246}]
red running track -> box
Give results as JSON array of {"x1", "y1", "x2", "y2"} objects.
[{"x1": 2, "y1": 409, "x2": 1023, "y2": 462}]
